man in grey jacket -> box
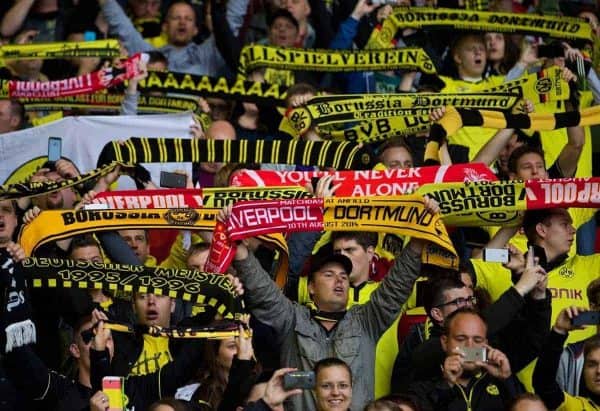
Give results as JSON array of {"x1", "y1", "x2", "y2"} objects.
[
  {"x1": 98, "y1": 0, "x2": 249, "y2": 75},
  {"x1": 227, "y1": 197, "x2": 438, "y2": 410}
]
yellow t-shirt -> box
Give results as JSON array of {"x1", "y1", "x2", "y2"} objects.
[
  {"x1": 129, "y1": 335, "x2": 173, "y2": 376},
  {"x1": 558, "y1": 392, "x2": 600, "y2": 410},
  {"x1": 374, "y1": 277, "x2": 428, "y2": 397},
  {"x1": 471, "y1": 255, "x2": 600, "y2": 390},
  {"x1": 439, "y1": 75, "x2": 506, "y2": 160},
  {"x1": 485, "y1": 207, "x2": 596, "y2": 257}
]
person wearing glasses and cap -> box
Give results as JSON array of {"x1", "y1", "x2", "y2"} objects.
[{"x1": 392, "y1": 255, "x2": 551, "y2": 392}]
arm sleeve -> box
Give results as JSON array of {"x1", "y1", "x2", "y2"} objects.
[
  {"x1": 504, "y1": 64, "x2": 527, "y2": 82},
  {"x1": 233, "y1": 252, "x2": 296, "y2": 338},
  {"x1": 285, "y1": 231, "x2": 321, "y2": 301},
  {"x1": 307, "y1": 0, "x2": 336, "y2": 48},
  {"x1": 4, "y1": 346, "x2": 72, "y2": 402},
  {"x1": 482, "y1": 287, "x2": 524, "y2": 337},
  {"x1": 498, "y1": 293, "x2": 552, "y2": 373},
  {"x1": 587, "y1": 67, "x2": 600, "y2": 104},
  {"x1": 102, "y1": 0, "x2": 154, "y2": 54},
  {"x1": 532, "y1": 329, "x2": 568, "y2": 410},
  {"x1": 358, "y1": 245, "x2": 421, "y2": 340},
  {"x1": 96, "y1": 231, "x2": 143, "y2": 265},
  {"x1": 90, "y1": 349, "x2": 112, "y2": 393},
  {"x1": 211, "y1": 0, "x2": 243, "y2": 72},
  {"x1": 120, "y1": 91, "x2": 139, "y2": 116},
  {"x1": 218, "y1": 358, "x2": 256, "y2": 411},
  {"x1": 198, "y1": 0, "x2": 249, "y2": 70},
  {"x1": 329, "y1": 17, "x2": 359, "y2": 50}
]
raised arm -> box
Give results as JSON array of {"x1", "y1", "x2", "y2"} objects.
[
  {"x1": 0, "y1": 0, "x2": 35, "y2": 38},
  {"x1": 232, "y1": 243, "x2": 296, "y2": 338},
  {"x1": 555, "y1": 125, "x2": 584, "y2": 178},
  {"x1": 357, "y1": 197, "x2": 440, "y2": 339},
  {"x1": 533, "y1": 306, "x2": 587, "y2": 410},
  {"x1": 99, "y1": 0, "x2": 154, "y2": 54}
]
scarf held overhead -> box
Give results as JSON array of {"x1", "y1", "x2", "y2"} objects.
[
  {"x1": 19, "y1": 94, "x2": 200, "y2": 114},
  {"x1": 208, "y1": 196, "x2": 458, "y2": 273},
  {"x1": 138, "y1": 71, "x2": 287, "y2": 105},
  {"x1": 284, "y1": 92, "x2": 521, "y2": 136},
  {"x1": 1, "y1": 54, "x2": 147, "y2": 98},
  {"x1": 21, "y1": 257, "x2": 243, "y2": 318},
  {"x1": 230, "y1": 163, "x2": 498, "y2": 196},
  {"x1": 318, "y1": 67, "x2": 569, "y2": 143},
  {"x1": 93, "y1": 187, "x2": 312, "y2": 209},
  {"x1": 237, "y1": 45, "x2": 437, "y2": 76},
  {"x1": 97, "y1": 138, "x2": 374, "y2": 170},
  {"x1": 367, "y1": 8, "x2": 591, "y2": 49},
  {"x1": 0, "y1": 39, "x2": 121, "y2": 60},
  {"x1": 417, "y1": 177, "x2": 600, "y2": 226}
]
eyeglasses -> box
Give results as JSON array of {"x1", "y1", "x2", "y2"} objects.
[{"x1": 436, "y1": 296, "x2": 477, "y2": 309}]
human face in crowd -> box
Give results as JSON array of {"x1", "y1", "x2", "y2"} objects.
[
  {"x1": 133, "y1": 292, "x2": 175, "y2": 327},
  {"x1": 308, "y1": 262, "x2": 350, "y2": 312},
  {"x1": 217, "y1": 337, "x2": 238, "y2": 371},
  {"x1": 381, "y1": 146, "x2": 414, "y2": 170},
  {"x1": 269, "y1": 16, "x2": 299, "y2": 47},
  {"x1": 484, "y1": 32, "x2": 505, "y2": 63},
  {"x1": 498, "y1": 134, "x2": 524, "y2": 176},
  {"x1": 583, "y1": 347, "x2": 600, "y2": 395},
  {"x1": 0, "y1": 201, "x2": 17, "y2": 247},
  {"x1": 163, "y1": 3, "x2": 198, "y2": 47},
  {"x1": 510, "y1": 152, "x2": 548, "y2": 180},
  {"x1": 332, "y1": 238, "x2": 374, "y2": 286},
  {"x1": 454, "y1": 37, "x2": 487, "y2": 79},
  {"x1": 70, "y1": 245, "x2": 103, "y2": 264},
  {"x1": 431, "y1": 286, "x2": 475, "y2": 324},
  {"x1": 130, "y1": 0, "x2": 161, "y2": 19},
  {"x1": 200, "y1": 120, "x2": 236, "y2": 174},
  {"x1": 536, "y1": 210, "x2": 575, "y2": 257},
  {"x1": 70, "y1": 318, "x2": 115, "y2": 375},
  {"x1": 511, "y1": 398, "x2": 548, "y2": 411},
  {"x1": 0, "y1": 100, "x2": 18, "y2": 134},
  {"x1": 32, "y1": 171, "x2": 76, "y2": 210},
  {"x1": 282, "y1": 0, "x2": 311, "y2": 23},
  {"x1": 315, "y1": 365, "x2": 352, "y2": 411},
  {"x1": 119, "y1": 229, "x2": 150, "y2": 263},
  {"x1": 186, "y1": 249, "x2": 210, "y2": 270},
  {"x1": 441, "y1": 312, "x2": 487, "y2": 372}
]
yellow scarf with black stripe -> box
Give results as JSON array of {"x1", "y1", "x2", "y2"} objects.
[{"x1": 97, "y1": 138, "x2": 375, "y2": 170}]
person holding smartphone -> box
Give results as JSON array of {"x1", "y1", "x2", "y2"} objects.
[
  {"x1": 408, "y1": 308, "x2": 522, "y2": 411},
  {"x1": 533, "y1": 306, "x2": 600, "y2": 410}
]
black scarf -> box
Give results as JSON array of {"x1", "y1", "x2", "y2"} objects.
[{"x1": 0, "y1": 249, "x2": 35, "y2": 352}]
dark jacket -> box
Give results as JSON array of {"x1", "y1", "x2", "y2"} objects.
[
  {"x1": 5, "y1": 345, "x2": 92, "y2": 411},
  {"x1": 90, "y1": 340, "x2": 203, "y2": 411},
  {"x1": 392, "y1": 287, "x2": 551, "y2": 392},
  {"x1": 408, "y1": 372, "x2": 523, "y2": 411}
]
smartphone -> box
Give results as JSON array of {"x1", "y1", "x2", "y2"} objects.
[
  {"x1": 83, "y1": 203, "x2": 109, "y2": 210},
  {"x1": 102, "y1": 376, "x2": 125, "y2": 411},
  {"x1": 283, "y1": 371, "x2": 315, "y2": 390},
  {"x1": 83, "y1": 30, "x2": 97, "y2": 42},
  {"x1": 572, "y1": 311, "x2": 600, "y2": 327},
  {"x1": 160, "y1": 171, "x2": 187, "y2": 188},
  {"x1": 462, "y1": 347, "x2": 487, "y2": 363},
  {"x1": 48, "y1": 137, "x2": 62, "y2": 163},
  {"x1": 482, "y1": 248, "x2": 509, "y2": 263}
]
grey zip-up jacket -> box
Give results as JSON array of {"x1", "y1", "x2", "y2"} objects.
[
  {"x1": 233, "y1": 245, "x2": 422, "y2": 411},
  {"x1": 102, "y1": 0, "x2": 249, "y2": 75}
]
